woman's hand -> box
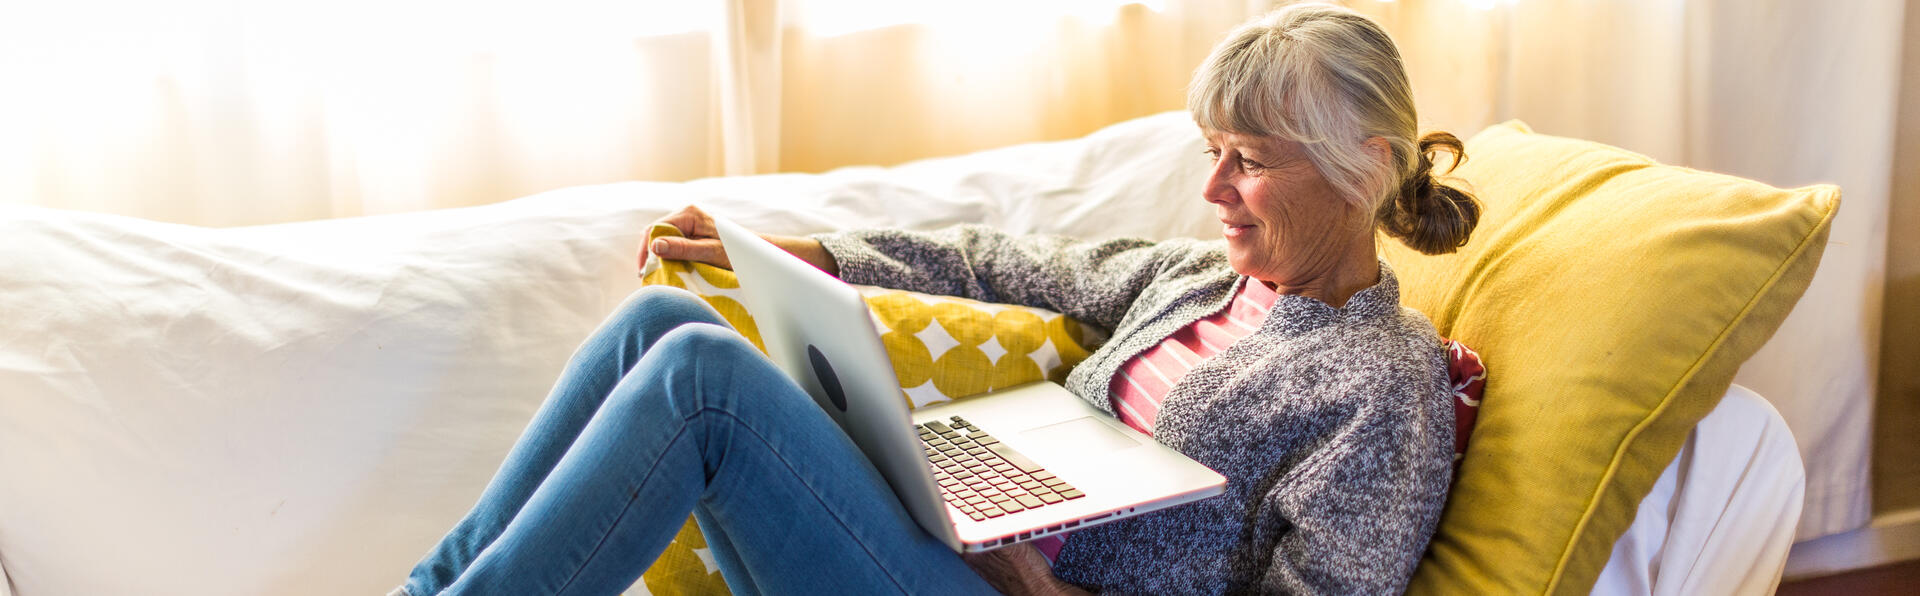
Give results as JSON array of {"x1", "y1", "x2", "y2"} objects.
[
  {"x1": 960, "y1": 544, "x2": 1091, "y2": 596},
  {"x1": 641, "y1": 205, "x2": 733, "y2": 272},
  {"x1": 638, "y1": 205, "x2": 842, "y2": 277}
]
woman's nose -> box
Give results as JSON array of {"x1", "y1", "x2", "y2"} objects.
[{"x1": 1202, "y1": 160, "x2": 1238, "y2": 205}]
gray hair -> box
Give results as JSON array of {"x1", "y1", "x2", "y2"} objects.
[{"x1": 1187, "y1": 2, "x2": 1478, "y2": 254}]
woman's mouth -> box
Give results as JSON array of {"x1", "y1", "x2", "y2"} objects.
[{"x1": 1223, "y1": 222, "x2": 1256, "y2": 238}]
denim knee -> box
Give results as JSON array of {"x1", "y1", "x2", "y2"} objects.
[
  {"x1": 650, "y1": 323, "x2": 759, "y2": 371},
  {"x1": 603, "y1": 285, "x2": 726, "y2": 342},
  {"x1": 618, "y1": 285, "x2": 713, "y2": 322},
  {"x1": 639, "y1": 323, "x2": 769, "y2": 410}
]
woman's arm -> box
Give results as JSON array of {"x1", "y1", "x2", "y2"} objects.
[
  {"x1": 1259, "y1": 385, "x2": 1454, "y2": 594},
  {"x1": 638, "y1": 205, "x2": 839, "y2": 275},
  {"x1": 812, "y1": 224, "x2": 1201, "y2": 331},
  {"x1": 639, "y1": 204, "x2": 1202, "y2": 331}
]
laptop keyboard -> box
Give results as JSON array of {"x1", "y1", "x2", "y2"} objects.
[{"x1": 918, "y1": 415, "x2": 1085, "y2": 521}]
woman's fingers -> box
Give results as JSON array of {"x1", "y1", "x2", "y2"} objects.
[
  {"x1": 639, "y1": 205, "x2": 727, "y2": 274},
  {"x1": 660, "y1": 205, "x2": 714, "y2": 238},
  {"x1": 650, "y1": 235, "x2": 732, "y2": 270}
]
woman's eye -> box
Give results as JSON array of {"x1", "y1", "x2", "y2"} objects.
[
  {"x1": 1239, "y1": 158, "x2": 1264, "y2": 172},
  {"x1": 1202, "y1": 148, "x2": 1221, "y2": 161}
]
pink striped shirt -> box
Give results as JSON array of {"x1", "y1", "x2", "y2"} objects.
[{"x1": 1035, "y1": 277, "x2": 1280, "y2": 562}]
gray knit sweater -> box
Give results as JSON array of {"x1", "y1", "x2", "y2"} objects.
[{"x1": 813, "y1": 225, "x2": 1454, "y2": 595}]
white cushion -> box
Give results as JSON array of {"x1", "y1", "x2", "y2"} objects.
[{"x1": 1594, "y1": 385, "x2": 1804, "y2": 595}]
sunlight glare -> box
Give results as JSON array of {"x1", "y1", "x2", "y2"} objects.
[
  {"x1": 1462, "y1": 0, "x2": 1521, "y2": 10},
  {"x1": 795, "y1": 0, "x2": 1166, "y2": 37}
]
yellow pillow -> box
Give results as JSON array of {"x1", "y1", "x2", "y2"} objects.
[
  {"x1": 1389, "y1": 121, "x2": 1838, "y2": 595},
  {"x1": 632, "y1": 224, "x2": 1106, "y2": 595}
]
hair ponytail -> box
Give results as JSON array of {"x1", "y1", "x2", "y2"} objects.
[{"x1": 1377, "y1": 131, "x2": 1480, "y2": 255}]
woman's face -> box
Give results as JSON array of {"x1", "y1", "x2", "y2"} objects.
[{"x1": 1200, "y1": 130, "x2": 1370, "y2": 287}]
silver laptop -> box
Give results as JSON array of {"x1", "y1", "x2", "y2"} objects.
[{"x1": 711, "y1": 215, "x2": 1225, "y2": 552}]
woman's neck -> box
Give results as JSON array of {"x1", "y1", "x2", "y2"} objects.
[{"x1": 1259, "y1": 238, "x2": 1380, "y2": 310}]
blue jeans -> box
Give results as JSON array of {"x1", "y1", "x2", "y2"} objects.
[{"x1": 400, "y1": 286, "x2": 996, "y2": 596}]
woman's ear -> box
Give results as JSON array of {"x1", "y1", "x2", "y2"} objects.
[
  {"x1": 1363, "y1": 136, "x2": 1392, "y2": 168},
  {"x1": 1358, "y1": 136, "x2": 1396, "y2": 205}
]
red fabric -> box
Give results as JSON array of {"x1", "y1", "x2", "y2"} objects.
[
  {"x1": 1106, "y1": 278, "x2": 1280, "y2": 436},
  {"x1": 1442, "y1": 338, "x2": 1486, "y2": 465}
]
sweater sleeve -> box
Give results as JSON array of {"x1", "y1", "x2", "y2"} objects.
[
  {"x1": 811, "y1": 224, "x2": 1196, "y2": 331},
  {"x1": 1260, "y1": 384, "x2": 1454, "y2": 594}
]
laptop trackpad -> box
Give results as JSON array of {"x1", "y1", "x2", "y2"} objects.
[{"x1": 1018, "y1": 416, "x2": 1140, "y2": 454}]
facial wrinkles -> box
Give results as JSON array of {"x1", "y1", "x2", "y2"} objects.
[
  {"x1": 1253, "y1": 185, "x2": 1347, "y2": 289},
  {"x1": 1206, "y1": 131, "x2": 1358, "y2": 289}
]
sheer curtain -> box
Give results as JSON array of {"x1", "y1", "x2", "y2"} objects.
[
  {"x1": 0, "y1": 0, "x2": 1264, "y2": 227},
  {"x1": 1, "y1": 0, "x2": 734, "y2": 226},
  {"x1": 0, "y1": 0, "x2": 1897, "y2": 542}
]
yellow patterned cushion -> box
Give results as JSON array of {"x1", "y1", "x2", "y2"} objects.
[
  {"x1": 629, "y1": 224, "x2": 1106, "y2": 595},
  {"x1": 1390, "y1": 121, "x2": 1838, "y2": 595}
]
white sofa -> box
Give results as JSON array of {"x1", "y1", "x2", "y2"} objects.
[{"x1": 0, "y1": 112, "x2": 1802, "y2": 595}]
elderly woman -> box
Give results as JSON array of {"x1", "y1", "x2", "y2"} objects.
[{"x1": 394, "y1": 3, "x2": 1478, "y2": 595}]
